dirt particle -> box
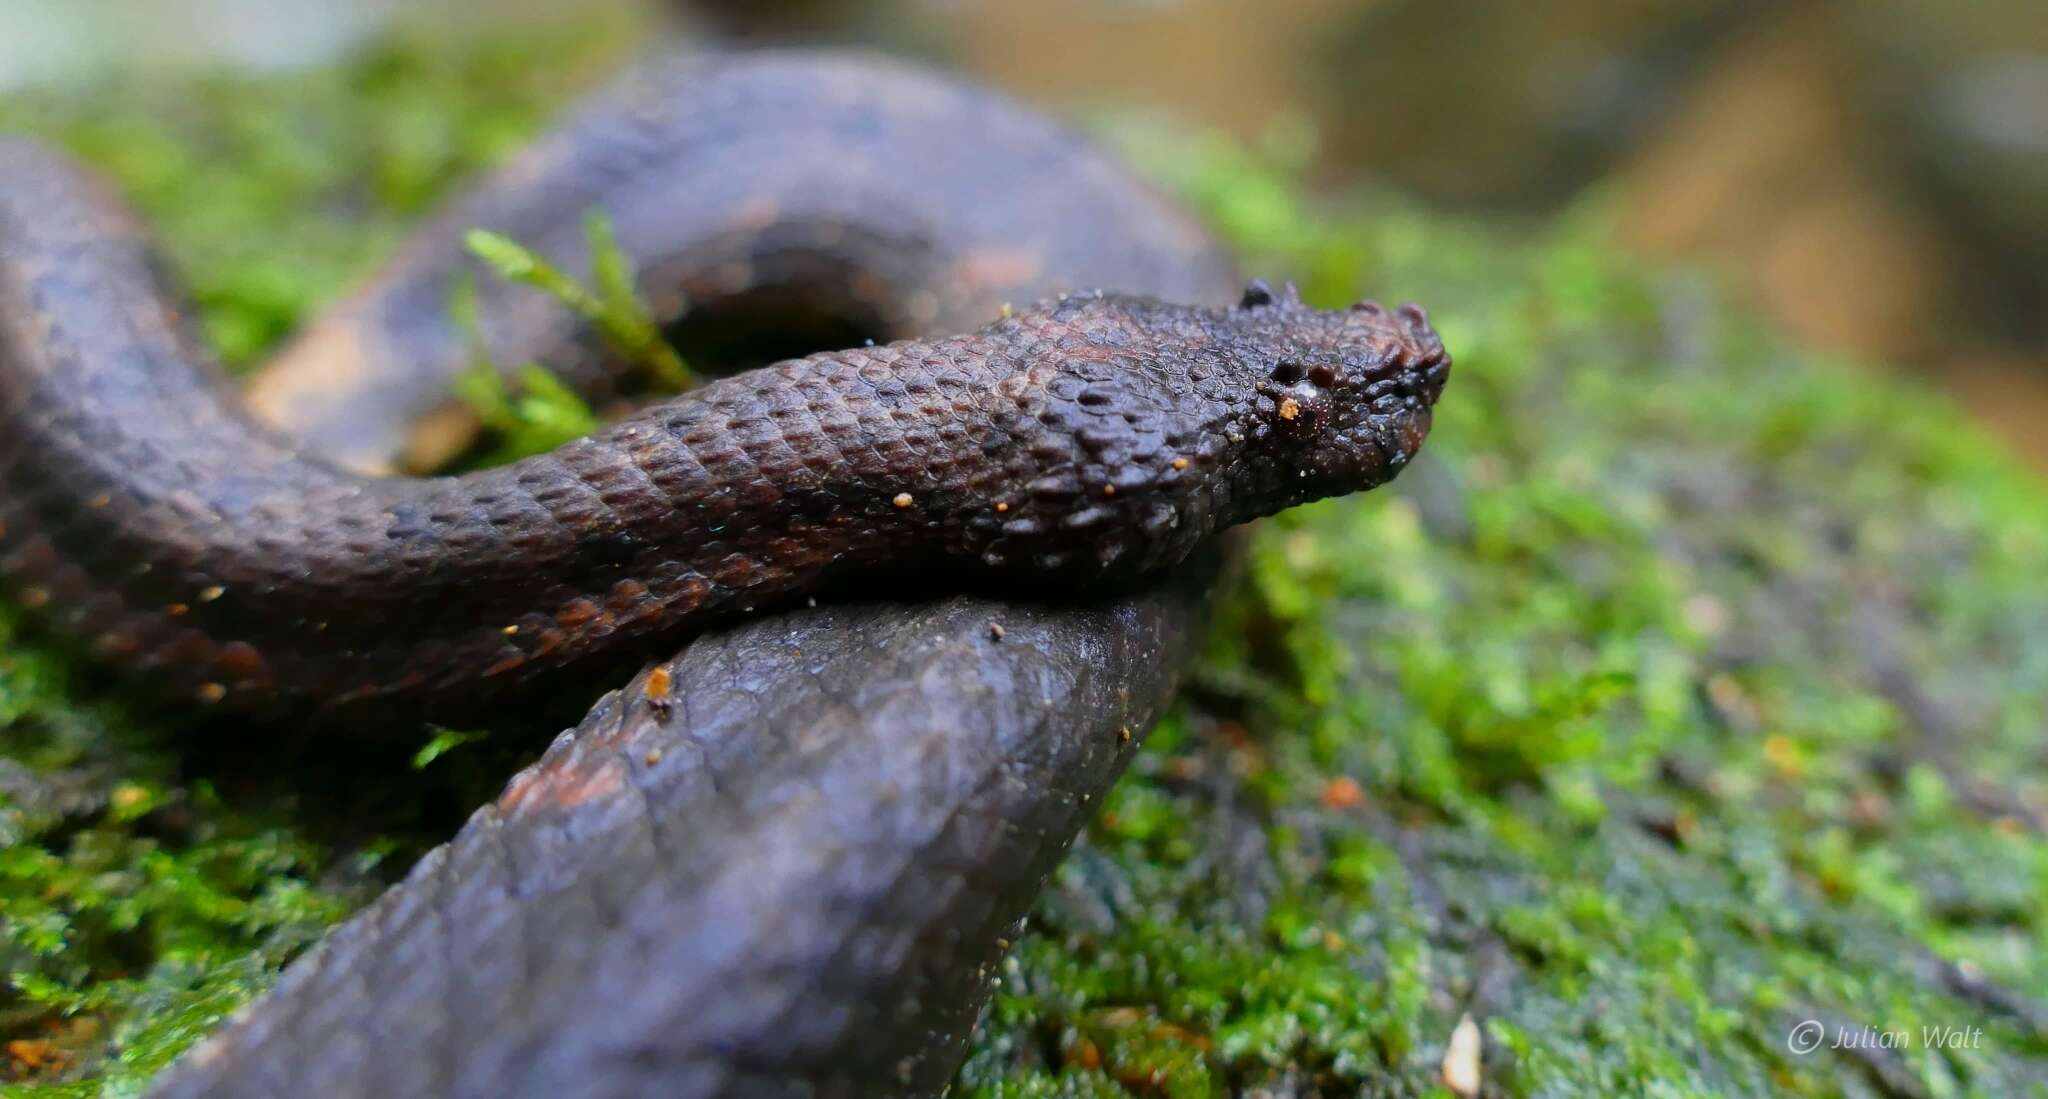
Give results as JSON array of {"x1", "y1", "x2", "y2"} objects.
[
  {"x1": 1171, "y1": 457, "x2": 1189, "y2": 470},
  {"x1": 644, "y1": 748, "x2": 664, "y2": 766},
  {"x1": 197, "y1": 585, "x2": 225, "y2": 603},
  {"x1": 87, "y1": 492, "x2": 112, "y2": 509},
  {"x1": 989, "y1": 622, "x2": 1005, "y2": 640},
  {"x1": 1442, "y1": 1013, "x2": 1483, "y2": 1096},
  {"x1": 1102, "y1": 484, "x2": 1116, "y2": 497},
  {"x1": 6, "y1": 1038, "x2": 67, "y2": 1073},
  {"x1": 502, "y1": 624, "x2": 520, "y2": 636},
  {"x1": 196, "y1": 682, "x2": 227, "y2": 704},
  {"x1": 893, "y1": 492, "x2": 915, "y2": 508},
  {"x1": 994, "y1": 501, "x2": 1010, "y2": 513},
  {"x1": 20, "y1": 587, "x2": 48, "y2": 608},
  {"x1": 1321, "y1": 775, "x2": 1366, "y2": 810},
  {"x1": 1278, "y1": 396, "x2": 1301, "y2": 421}
]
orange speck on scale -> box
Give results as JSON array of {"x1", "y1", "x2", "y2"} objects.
[
  {"x1": 197, "y1": 585, "x2": 225, "y2": 603},
  {"x1": 1102, "y1": 484, "x2": 1116, "y2": 497},
  {"x1": 502, "y1": 624, "x2": 520, "y2": 636},
  {"x1": 644, "y1": 749, "x2": 664, "y2": 766},
  {"x1": 1278, "y1": 397, "x2": 1301, "y2": 421},
  {"x1": 165, "y1": 603, "x2": 189, "y2": 617},
  {"x1": 644, "y1": 665, "x2": 673, "y2": 700},
  {"x1": 196, "y1": 682, "x2": 227, "y2": 704},
  {"x1": 1171, "y1": 457, "x2": 1189, "y2": 470},
  {"x1": 87, "y1": 493, "x2": 112, "y2": 509},
  {"x1": 893, "y1": 492, "x2": 915, "y2": 508}
]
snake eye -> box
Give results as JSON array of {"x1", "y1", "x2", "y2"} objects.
[
  {"x1": 1307, "y1": 364, "x2": 1337, "y2": 388},
  {"x1": 1239, "y1": 280, "x2": 1276, "y2": 309},
  {"x1": 1269, "y1": 361, "x2": 1305, "y2": 385}
]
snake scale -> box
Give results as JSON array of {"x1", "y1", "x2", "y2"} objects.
[{"x1": 0, "y1": 49, "x2": 1446, "y2": 1098}]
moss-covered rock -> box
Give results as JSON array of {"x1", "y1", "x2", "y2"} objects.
[{"x1": 2, "y1": 19, "x2": 2042, "y2": 1099}]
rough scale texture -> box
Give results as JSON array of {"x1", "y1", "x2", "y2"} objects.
[
  {"x1": 0, "y1": 145, "x2": 1440, "y2": 717},
  {"x1": 0, "y1": 50, "x2": 1444, "y2": 1098},
  {"x1": 153, "y1": 569, "x2": 1219, "y2": 1099}
]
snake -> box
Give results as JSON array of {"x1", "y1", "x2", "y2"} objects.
[{"x1": 0, "y1": 49, "x2": 1446, "y2": 1099}]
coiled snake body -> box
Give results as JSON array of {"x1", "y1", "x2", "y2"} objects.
[{"x1": 0, "y1": 50, "x2": 1445, "y2": 1098}]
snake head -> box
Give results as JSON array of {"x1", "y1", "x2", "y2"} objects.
[
  {"x1": 977, "y1": 286, "x2": 1447, "y2": 581},
  {"x1": 1221, "y1": 282, "x2": 1449, "y2": 515}
]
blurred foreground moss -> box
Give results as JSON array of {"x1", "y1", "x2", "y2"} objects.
[{"x1": 3, "y1": 20, "x2": 2044, "y2": 1099}]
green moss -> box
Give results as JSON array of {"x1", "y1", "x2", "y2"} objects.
[{"x1": 3, "y1": 19, "x2": 2045, "y2": 1098}]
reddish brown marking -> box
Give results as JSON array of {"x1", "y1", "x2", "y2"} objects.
[
  {"x1": 216, "y1": 640, "x2": 266, "y2": 681},
  {"x1": 496, "y1": 755, "x2": 627, "y2": 815},
  {"x1": 556, "y1": 598, "x2": 602, "y2": 628},
  {"x1": 607, "y1": 578, "x2": 649, "y2": 610}
]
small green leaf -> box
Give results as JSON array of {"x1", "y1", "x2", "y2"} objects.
[
  {"x1": 412, "y1": 727, "x2": 490, "y2": 770},
  {"x1": 462, "y1": 228, "x2": 540, "y2": 281}
]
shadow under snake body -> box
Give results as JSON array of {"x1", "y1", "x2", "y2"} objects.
[{"x1": 0, "y1": 49, "x2": 1446, "y2": 1098}]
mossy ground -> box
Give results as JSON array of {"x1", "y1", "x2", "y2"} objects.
[{"x1": 2, "y1": 20, "x2": 2043, "y2": 1099}]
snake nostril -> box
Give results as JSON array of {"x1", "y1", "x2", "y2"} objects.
[{"x1": 1269, "y1": 361, "x2": 1305, "y2": 385}]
